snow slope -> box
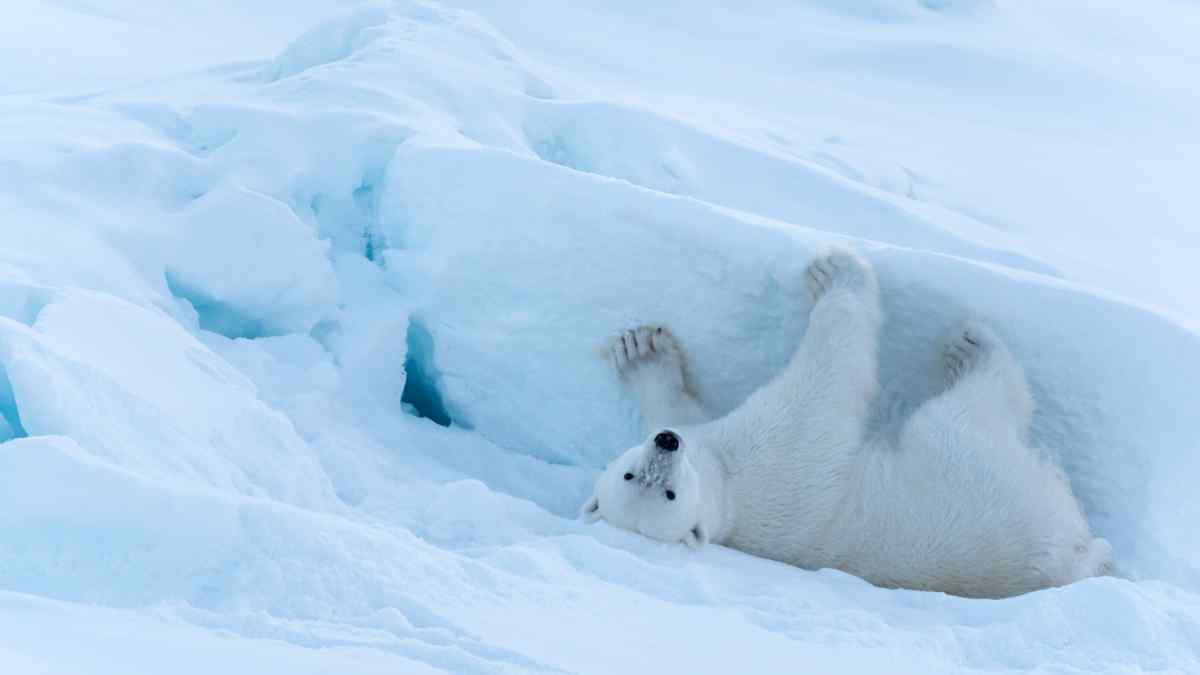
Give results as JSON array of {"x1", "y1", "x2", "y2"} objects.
[{"x1": 2, "y1": 1, "x2": 1199, "y2": 672}]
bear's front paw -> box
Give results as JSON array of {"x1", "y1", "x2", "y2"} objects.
[
  {"x1": 609, "y1": 325, "x2": 686, "y2": 383},
  {"x1": 942, "y1": 320, "x2": 1000, "y2": 383},
  {"x1": 806, "y1": 247, "x2": 878, "y2": 303}
]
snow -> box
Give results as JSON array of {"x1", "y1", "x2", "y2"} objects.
[{"x1": 2, "y1": 0, "x2": 1199, "y2": 673}]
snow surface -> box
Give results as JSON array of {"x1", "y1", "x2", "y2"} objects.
[{"x1": 2, "y1": 1, "x2": 1199, "y2": 672}]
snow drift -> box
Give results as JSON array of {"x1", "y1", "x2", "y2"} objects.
[{"x1": 1, "y1": 1, "x2": 1198, "y2": 672}]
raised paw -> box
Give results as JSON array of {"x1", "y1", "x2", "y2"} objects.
[
  {"x1": 941, "y1": 320, "x2": 1001, "y2": 384},
  {"x1": 939, "y1": 319, "x2": 1034, "y2": 428},
  {"x1": 608, "y1": 325, "x2": 691, "y2": 397},
  {"x1": 806, "y1": 246, "x2": 878, "y2": 303},
  {"x1": 609, "y1": 325, "x2": 684, "y2": 375}
]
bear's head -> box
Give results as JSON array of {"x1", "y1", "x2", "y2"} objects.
[{"x1": 580, "y1": 428, "x2": 709, "y2": 548}]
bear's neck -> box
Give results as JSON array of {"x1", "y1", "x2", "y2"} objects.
[
  {"x1": 675, "y1": 425, "x2": 735, "y2": 544},
  {"x1": 693, "y1": 413, "x2": 863, "y2": 556}
]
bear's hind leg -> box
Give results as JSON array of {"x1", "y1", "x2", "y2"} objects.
[
  {"x1": 609, "y1": 325, "x2": 709, "y2": 431},
  {"x1": 939, "y1": 320, "x2": 1034, "y2": 440},
  {"x1": 907, "y1": 317, "x2": 1032, "y2": 444}
]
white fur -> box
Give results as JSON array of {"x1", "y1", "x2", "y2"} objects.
[{"x1": 583, "y1": 248, "x2": 1112, "y2": 598}]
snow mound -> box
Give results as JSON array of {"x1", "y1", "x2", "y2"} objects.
[
  {"x1": 1, "y1": 1, "x2": 1198, "y2": 672},
  {"x1": 0, "y1": 288, "x2": 336, "y2": 507},
  {"x1": 164, "y1": 183, "x2": 340, "y2": 338}
]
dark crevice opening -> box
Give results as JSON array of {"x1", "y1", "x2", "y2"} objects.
[
  {"x1": 0, "y1": 360, "x2": 28, "y2": 442},
  {"x1": 401, "y1": 318, "x2": 452, "y2": 427}
]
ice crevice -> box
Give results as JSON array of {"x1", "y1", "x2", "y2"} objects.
[
  {"x1": 401, "y1": 316, "x2": 454, "y2": 428},
  {"x1": 0, "y1": 360, "x2": 27, "y2": 443}
]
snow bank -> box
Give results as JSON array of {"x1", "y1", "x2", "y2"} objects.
[
  {"x1": 1, "y1": 1, "x2": 1198, "y2": 672},
  {"x1": 0, "y1": 289, "x2": 336, "y2": 507}
]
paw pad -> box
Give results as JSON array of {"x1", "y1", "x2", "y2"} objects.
[
  {"x1": 609, "y1": 324, "x2": 682, "y2": 375},
  {"x1": 942, "y1": 321, "x2": 999, "y2": 382},
  {"x1": 806, "y1": 247, "x2": 876, "y2": 302}
]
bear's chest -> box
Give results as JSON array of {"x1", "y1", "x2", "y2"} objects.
[{"x1": 721, "y1": 452, "x2": 860, "y2": 565}]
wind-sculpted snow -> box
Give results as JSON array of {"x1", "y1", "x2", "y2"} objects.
[{"x1": 1, "y1": 1, "x2": 1198, "y2": 672}]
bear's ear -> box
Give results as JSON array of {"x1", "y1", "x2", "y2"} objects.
[
  {"x1": 580, "y1": 495, "x2": 602, "y2": 523},
  {"x1": 683, "y1": 522, "x2": 708, "y2": 549}
]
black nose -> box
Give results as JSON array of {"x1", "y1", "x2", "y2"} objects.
[{"x1": 654, "y1": 431, "x2": 679, "y2": 452}]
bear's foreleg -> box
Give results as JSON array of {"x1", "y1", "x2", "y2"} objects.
[
  {"x1": 711, "y1": 248, "x2": 883, "y2": 467},
  {"x1": 609, "y1": 325, "x2": 709, "y2": 432},
  {"x1": 786, "y1": 247, "x2": 883, "y2": 432}
]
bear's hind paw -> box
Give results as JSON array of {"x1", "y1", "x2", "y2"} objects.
[{"x1": 942, "y1": 320, "x2": 1001, "y2": 384}]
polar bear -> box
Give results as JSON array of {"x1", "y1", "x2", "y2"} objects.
[{"x1": 582, "y1": 248, "x2": 1112, "y2": 598}]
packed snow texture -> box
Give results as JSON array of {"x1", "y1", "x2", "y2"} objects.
[{"x1": 2, "y1": 1, "x2": 1199, "y2": 673}]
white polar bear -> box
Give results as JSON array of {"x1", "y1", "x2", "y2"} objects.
[{"x1": 582, "y1": 248, "x2": 1112, "y2": 598}]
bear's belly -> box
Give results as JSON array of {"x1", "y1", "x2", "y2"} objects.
[{"x1": 721, "y1": 451, "x2": 1093, "y2": 598}]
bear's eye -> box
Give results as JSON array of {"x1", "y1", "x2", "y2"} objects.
[
  {"x1": 623, "y1": 472, "x2": 634, "y2": 481},
  {"x1": 665, "y1": 490, "x2": 676, "y2": 501}
]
